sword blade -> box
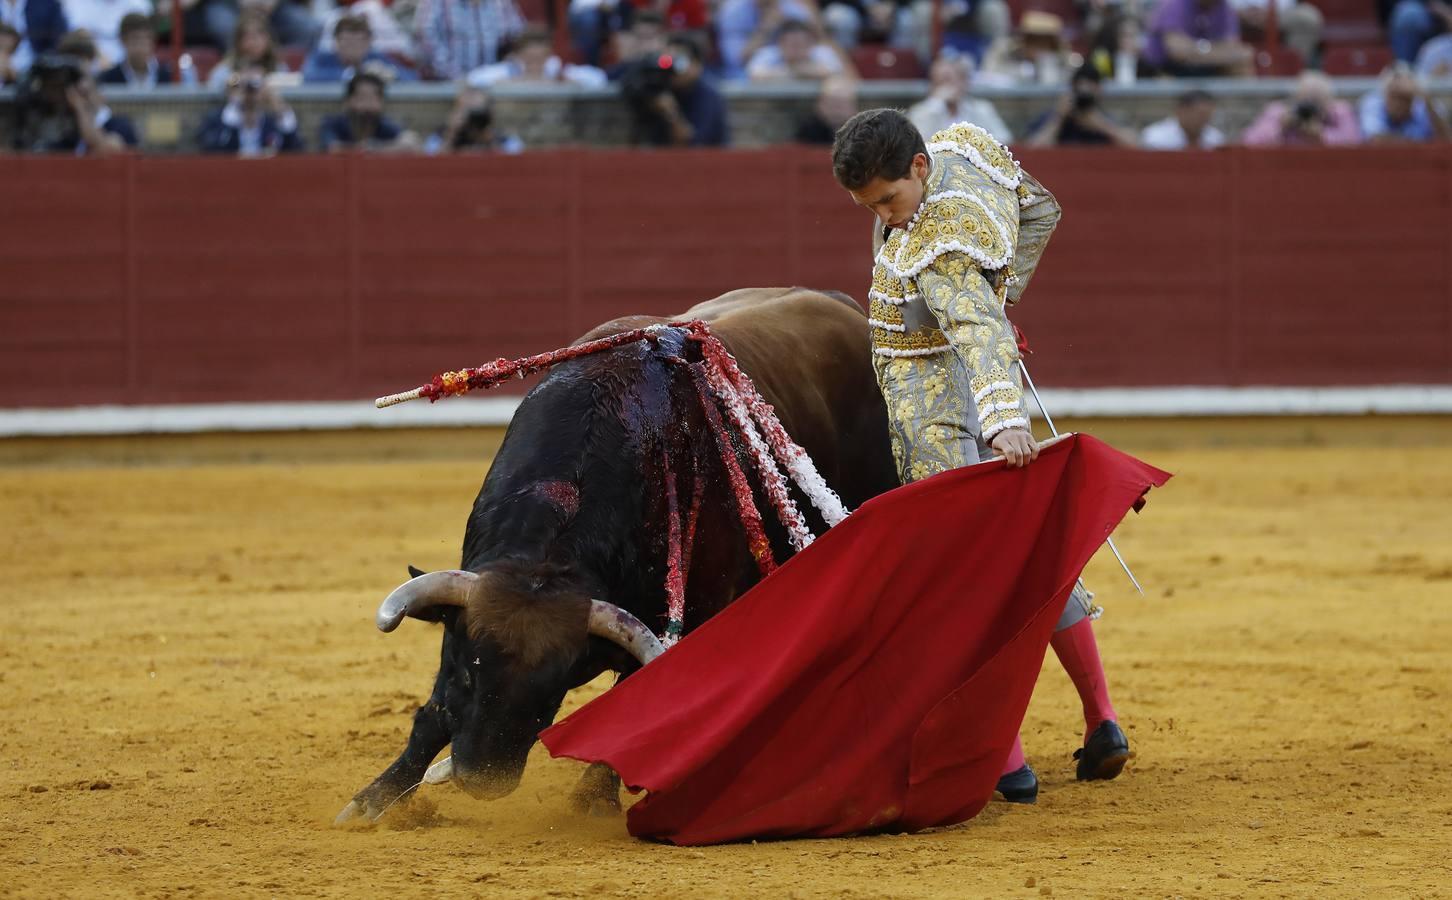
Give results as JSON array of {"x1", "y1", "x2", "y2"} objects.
[{"x1": 1018, "y1": 359, "x2": 1145, "y2": 595}]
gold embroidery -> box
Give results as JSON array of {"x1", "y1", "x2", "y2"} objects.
[
  {"x1": 929, "y1": 122, "x2": 1020, "y2": 187},
  {"x1": 872, "y1": 327, "x2": 951, "y2": 354},
  {"x1": 868, "y1": 299, "x2": 904, "y2": 326}
]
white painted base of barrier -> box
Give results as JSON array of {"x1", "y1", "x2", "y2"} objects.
[{"x1": 1, "y1": 387, "x2": 1450, "y2": 437}]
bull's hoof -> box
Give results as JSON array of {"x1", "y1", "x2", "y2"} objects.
[
  {"x1": 567, "y1": 788, "x2": 621, "y2": 817},
  {"x1": 333, "y1": 799, "x2": 377, "y2": 826},
  {"x1": 584, "y1": 795, "x2": 623, "y2": 817},
  {"x1": 334, "y1": 789, "x2": 406, "y2": 826}
]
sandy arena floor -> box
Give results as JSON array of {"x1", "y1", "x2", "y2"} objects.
[{"x1": 2, "y1": 418, "x2": 1451, "y2": 898}]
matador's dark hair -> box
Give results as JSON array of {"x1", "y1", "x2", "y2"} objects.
[{"x1": 830, "y1": 108, "x2": 926, "y2": 191}]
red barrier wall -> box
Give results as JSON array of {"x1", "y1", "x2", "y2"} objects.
[{"x1": 2, "y1": 147, "x2": 1450, "y2": 408}]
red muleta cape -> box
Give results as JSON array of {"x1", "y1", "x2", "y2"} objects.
[{"x1": 540, "y1": 434, "x2": 1171, "y2": 845}]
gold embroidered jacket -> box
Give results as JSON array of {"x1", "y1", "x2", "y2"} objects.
[{"x1": 868, "y1": 122, "x2": 1061, "y2": 443}]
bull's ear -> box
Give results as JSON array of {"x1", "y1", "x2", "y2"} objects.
[{"x1": 407, "y1": 565, "x2": 428, "y2": 579}]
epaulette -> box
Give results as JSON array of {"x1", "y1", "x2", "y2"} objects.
[{"x1": 925, "y1": 122, "x2": 1022, "y2": 192}]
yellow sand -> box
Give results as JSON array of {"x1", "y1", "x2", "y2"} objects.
[{"x1": 2, "y1": 418, "x2": 1450, "y2": 898}]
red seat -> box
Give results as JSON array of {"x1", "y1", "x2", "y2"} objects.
[
  {"x1": 1322, "y1": 44, "x2": 1394, "y2": 75},
  {"x1": 1255, "y1": 46, "x2": 1304, "y2": 76},
  {"x1": 850, "y1": 45, "x2": 925, "y2": 79},
  {"x1": 279, "y1": 46, "x2": 308, "y2": 73}
]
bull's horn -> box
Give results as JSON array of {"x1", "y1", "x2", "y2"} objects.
[
  {"x1": 587, "y1": 600, "x2": 666, "y2": 665},
  {"x1": 376, "y1": 570, "x2": 480, "y2": 632}
]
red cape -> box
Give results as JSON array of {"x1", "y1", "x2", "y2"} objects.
[{"x1": 541, "y1": 434, "x2": 1171, "y2": 845}]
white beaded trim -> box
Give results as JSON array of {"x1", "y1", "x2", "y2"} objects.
[
  {"x1": 868, "y1": 289, "x2": 907, "y2": 306},
  {"x1": 925, "y1": 123, "x2": 1023, "y2": 191},
  {"x1": 872, "y1": 345, "x2": 949, "y2": 358},
  {"x1": 892, "y1": 191, "x2": 1014, "y2": 278},
  {"x1": 868, "y1": 318, "x2": 906, "y2": 333},
  {"x1": 978, "y1": 400, "x2": 1024, "y2": 416},
  {"x1": 973, "y1": 381, "x2": 1019, "y2": 404},
  {"x1": 982, "y1": 416, "x2": 1029, "y2": 441}
]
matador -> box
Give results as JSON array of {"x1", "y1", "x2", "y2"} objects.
[{"x1": 831, "y1": 109, "x2": 1131, "y2": 803}]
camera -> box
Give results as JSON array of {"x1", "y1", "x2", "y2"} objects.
[
  {"x1": 1292, "y1": 100, "x2": 1323, "y2": 123},
  {"x1": 619, "y1": 53, "x2": 685, "y2": 111},
  {"x1": 1073, "y1": 90, "x2": 1097, "y2": 112},
  {"x1": 26, "y1": 53, "x2": 85, "y2": 90}
]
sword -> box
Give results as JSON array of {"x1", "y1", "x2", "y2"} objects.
[{"x1": 1018, "y1": 359, "x2": 1145, "y2": 596}]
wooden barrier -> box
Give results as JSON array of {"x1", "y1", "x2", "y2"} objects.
[{"x1": 1, "y1": 146, "x2": 1449, "y2": 408}]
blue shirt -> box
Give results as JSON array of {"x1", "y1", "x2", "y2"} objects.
[
  {"x1": 301, "y1": 49, "x2": 417, "y2": 84},
  {"x1": 1359, "y1": 91, "x2": 1440, "y2": 142}
]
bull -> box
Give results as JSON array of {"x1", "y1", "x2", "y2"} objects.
[{"x1": 335, "y1": 288, "x2": 898, "y2": 824}]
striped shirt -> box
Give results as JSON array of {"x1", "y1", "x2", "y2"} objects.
[{"x1": 415, "y1": 0, "x2": 525, "y2": 80}]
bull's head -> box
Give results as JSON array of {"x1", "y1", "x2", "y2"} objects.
[{"x1": 374, "y1": 564, "x2": 662, "y2": 800}]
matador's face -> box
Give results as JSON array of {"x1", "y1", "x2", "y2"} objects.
[{"x1": 846, "y1": 152, "x2": 932, "y2": 232}]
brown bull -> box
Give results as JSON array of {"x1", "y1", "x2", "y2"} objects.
[{"x1": 336, "y1": 288, "x2": 898, "y2": 824}]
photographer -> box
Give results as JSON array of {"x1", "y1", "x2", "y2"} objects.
[
  {"x1": 11, "y1": 53, "x2": 137, "y2": 155},
  {"x1": 619, "y1": 33, "x2": 728, "y2": 147},
  {"x1": 196, "y1": 64, "x2": 304, "y2": 155},
  {"x1": 1242, "y1": 71, "x2": 1361, "y2": 147},
  {"x1": 428, "y1": 86, "x2": 524, "y2": 154},
  {"x1": 1025, "y1": 64, "x2": 1138, "y2": 147},
  {"x1": 318, "y1": 70, "x2": 420, "y2": 154},
  {"x1": 1360, "y1": 63, "x2": 1450, "y2": 143}
]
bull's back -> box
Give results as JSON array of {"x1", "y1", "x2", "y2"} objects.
[
  {"x1": 575, "y1": 288, "x2": 896, "y2": 510},
  {"x1": 699, "y1": 289, "x2": 896, "y2": 510}
]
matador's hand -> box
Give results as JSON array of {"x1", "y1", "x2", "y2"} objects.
[{"x1": 991, "y1": 427, "x2": 1039, "y2": 468}]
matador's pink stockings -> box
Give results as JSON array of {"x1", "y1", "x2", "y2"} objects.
[
  {"x1": 1001, "y1": 734, "x2": 1027, "y2": 775},
  {"x1": 1052, "y1": 617, "x2": 1118, "y2": 743}
]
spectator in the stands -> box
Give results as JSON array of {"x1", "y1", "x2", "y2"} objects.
[
  {"x1": 1228, "y1": 0, "x2": 1322, "y2": 64},
  {"x1": 1359, "y1": 63, "x2": 1450, "y2": 142},
  {"x1": 900, "y1": 0, "x2": 1010, "y2": 63},
  {"x1": 1388, "y1": 0, "x2": 1452, "y2": 64},
  {"x1": 0, "y1": 23, "x2": 20, "y2": 84},
  {"x1": 207, "y1": 12, "x2": 291, "y2": 88},
  {"x1": 55, "y1": 29, "x2": 100, "y2": 71},
  {"x1": 427, "y1": 85, "x2": 524, "y2": 153},
  {"x1": 467, "y1": 25, "x2": 607, "y2": 86},
  {"x1": 1145, "y1": 0, "x2": 1254, "y2": 77},
  {"x1": 907, "y1": 52, "x2": 1012, "y2": 143},
  {"x1": 747, "y1": 19, "x2": 851, "y2": 81},
  {"x1": 303, "y1": 14, "x2": 414, "y2": 83},
  {"x1": 193, "y1": 0, "x2": 319, "y2": 52},
  {"x1": 605, "y1": 10, "x2": 668, "y2": 79},
  {"x1": 568, "y1": 0, "x2": 630, "y2": 66},
  {"x1": 414, "y1": 0, "x2": 525, "y2": 80},
  {"x1": 717, "y1": 0, "x2": 814, "y2": 79},
  {"x1": 1414, "y1": 30, "x2": 1452, "y2": 75},
  {"x1": 795, "y1": 74, "x2": 856, "y2": 144},
  {"x1": 314, "y1": 0, "x2": 416, "y2": 62},
  {"x1": 1087, "y1": 12, "x2": 1158, "y2": 84},
  {"x1": 1141, "y1": 88, "x2": 1226, "y2": 149},
  {"x1": 99, "y1": 12, "x2": 179, "y2": 86},
  {"x1": 0, "y1": 0, "x2": 67, "y2": 75},
  {"x1": 61, "y1": 0, "x2": 149, "y2": 68},
  {"x1": 978, "y1": 10, "x2": 1073, "y2": 87},
  {"x1": 1025, "y1": 63, "x2": 1139, "y2": 147},
  {"x1": 198, "y1": 63, "x2": 303, "y2": 154},
  {"x1": 12, "y1": 56, "x2": 137, "y2": 153},
  {"x1": 1241, "y1": 71, "x2": 1361, "y2": 146},
  {"x1": 319, "y1": 70, "x2": 421, "y2": 152},
  {"x1": 620, "y1": 31, "x2": 729, "y2": 146}
]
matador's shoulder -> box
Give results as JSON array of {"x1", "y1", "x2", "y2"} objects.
[
  {"x1": 888, "y1": 184, "x2": 1017, "y2": 280},
  {"x1": 926, "y1": 122, "x2": 1023, "y2": 193}
]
